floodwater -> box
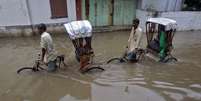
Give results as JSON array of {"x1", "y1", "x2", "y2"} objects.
[{"x1": 0, "y1": 31, "x2": 201, "y2": 101}]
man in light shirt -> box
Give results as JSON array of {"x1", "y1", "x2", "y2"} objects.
[
  {"x1": 37, "y1": 23, "x2": 57, "y2": 72},
  {"x1": 123, "y1": 18, "x2": 143, "y2": 62}
]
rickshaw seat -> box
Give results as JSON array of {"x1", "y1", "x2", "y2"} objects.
[
  {"x1": 148, "y1": 39, "x2": 160, "y2": 53},
  {"x1": 148, "y1": 39, "x2": 170, "y2": 55}
]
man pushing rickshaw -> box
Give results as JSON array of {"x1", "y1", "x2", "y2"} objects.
[
  {"x1": 64, "y1": 20, "x2": 104, "y2": 72},
  {"x1": 107, "y1": 17, "x2": 178, "y2": 64}
]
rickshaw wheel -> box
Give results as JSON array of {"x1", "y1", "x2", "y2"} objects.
[
  {"x1": 163, "y1": 57, "x2": 178, "y2": 63},
  {"x1": 106, "y1": 58, "x2": 126, "y2": 64},
  {"x1": 17, "y1": 66, "x2": 44, "y2": 74},
  {"x1": 136, "y1": 49, "x2": 146, "y2": 62},
  {"x1": 81, "y1": 66, "x2": 105, "y2": 73}
]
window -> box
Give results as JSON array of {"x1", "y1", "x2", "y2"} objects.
[{"x1": 49, "y1": 0, "x2": 68, "y2": 18}]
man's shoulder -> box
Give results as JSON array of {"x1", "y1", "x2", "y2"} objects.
[
  {"x1": 41, "y1": 32, "x2": 51, "y2": 38},
  {"x1": 137, "y1": 27, "x2": 142, "y2": 32}
]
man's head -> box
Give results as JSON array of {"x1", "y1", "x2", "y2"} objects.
[
  {"x1": 132, "y1": 18, "x2": 140, "y2": 29},
  {"x1": 37, "y1": 23, "x2": 46, "y2": 35}
]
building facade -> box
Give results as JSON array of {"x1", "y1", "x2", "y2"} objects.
[
  {"x1": 0, "y1": 0, "x2": 77, "y2": 36},
  {"x1": 0, "y1": 0, "x2": 200, "y2": 36},
  {"x1": 0, "y1": 0, "x2": 76, "y2": 26}
]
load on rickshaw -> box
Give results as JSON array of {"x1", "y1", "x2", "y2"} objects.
[
  {"x1": 64, "y1": 20, "x2": 104, "y2": 73},
  {"x1": 145, "y1": 18, "x2": 178, "y2": 63}
]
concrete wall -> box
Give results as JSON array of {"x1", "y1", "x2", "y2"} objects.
[
  {"x1": 0, "y1": 0, "x2": 30, "y2": 26},
  {"x1": 136, "y1": 9, "x2": 201, "y2": 31},
  {"x1": 140, "y1": 0, "x2": 183, "y2": 11},
  {"x1": 136, "y1": 10, "x2": 154, "y2": 31},
  {"x1": 0, "y1": 0, "x2": 76, "y2": 37},
  {"x1": 161, "y1": 11, "x2": 201, "y2": 31},
  {"x1": 0, "y1": 0, "x2": 76, "y2": 26},
  {"x1": 27, "y1": 0, "x2": 76, "y2": 25}
]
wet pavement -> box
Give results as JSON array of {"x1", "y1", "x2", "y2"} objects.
[{"x1": 0, "y1": 31, "x2": 201, "y2": 101}]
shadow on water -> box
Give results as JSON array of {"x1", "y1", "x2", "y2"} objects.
[{"x1": 0, "y1": 31, "x2": 201, "y2": 101}]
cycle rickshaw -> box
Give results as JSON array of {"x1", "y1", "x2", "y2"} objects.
[
  {"x1": 64, "y1": 20, "x2": 104, "y2": 73},
  {"x1": 145, "y1": 18, "x2": 177, "y2": 63}
]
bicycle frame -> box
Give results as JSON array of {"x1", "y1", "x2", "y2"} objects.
[{"x1": 17, "y1": 55, "x2": 66, "y2": 74}]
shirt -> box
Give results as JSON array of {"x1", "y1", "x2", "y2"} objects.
[
  {"x1": 40, "y1": 32, "x2": 57, "y2": 62},
  {"x1": 127, "y1": 27, "x2": 143, "y2": 53}
]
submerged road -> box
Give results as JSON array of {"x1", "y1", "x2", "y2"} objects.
[{"x1": 0, "y1": 31, "x2": 201, "y2": 101}]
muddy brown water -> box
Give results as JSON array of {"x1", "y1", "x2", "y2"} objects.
[{"x1": 0, "y1": 31, "x2": 201, "y2": 101}]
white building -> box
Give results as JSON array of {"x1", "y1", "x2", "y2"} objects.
[
  {"x1": 0, "y1": 0, "x2": 76, "y2": 36},
  {"x1": 0, "y1": 0, "x2": 200, "y2": 37}
]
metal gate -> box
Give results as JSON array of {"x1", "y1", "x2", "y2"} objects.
[{"x1": 81, "y1": 0, "x2": 136, "y2": 26}]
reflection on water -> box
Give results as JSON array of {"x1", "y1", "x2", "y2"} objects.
[
  {"x1": 91, "y1": 83, "x2": 166, "y2": 101},
  {"x1": 0, "y1": 31, "x2": 201, "y2": 101}
]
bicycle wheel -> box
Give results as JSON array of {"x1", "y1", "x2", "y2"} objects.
[
  {"x1": 136, "y1": 53, "x2": 145, "y2": 62},
  {"x1": 164, "y1": 57, "x2": 178, "y2": 63},
  {"x1": 82, "y1": 66, "x2": 105, "y2": 73},
  {"x1": 17, "y1": 67, "x2": 36, "y2": 74},
  {"x1": 38, "y1": 66, "x2": 46, "y2": 70},
  {"x1": 107, "y1": 58, "x2": 126, "y2": 64}
]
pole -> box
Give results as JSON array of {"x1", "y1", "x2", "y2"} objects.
[{"x1": 25, "y1": 0, "x2": 35, "y2": 35}]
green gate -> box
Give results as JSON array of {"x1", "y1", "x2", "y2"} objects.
[
  {"x1": 82, "y1": 0, "x2": 136, "y2": 26},
  {"x1": 113, "y1": 0, "x2": 136, "y2": 25}
]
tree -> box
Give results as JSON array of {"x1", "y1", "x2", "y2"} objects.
[{"x1": 183, "y1": 0, "x2": 201, "y2": 11}]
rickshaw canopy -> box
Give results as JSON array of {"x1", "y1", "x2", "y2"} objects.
[
  {"x1": 64, "y1": 20, "x2": 92, "y2": 40},
  {"x1": 146, "y1": 18, "x2": 177, "y2": 30}
]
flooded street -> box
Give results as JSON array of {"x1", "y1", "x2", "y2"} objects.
[{"x1": 0, "y1": 31, "x2": 201, "y2": 101}]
